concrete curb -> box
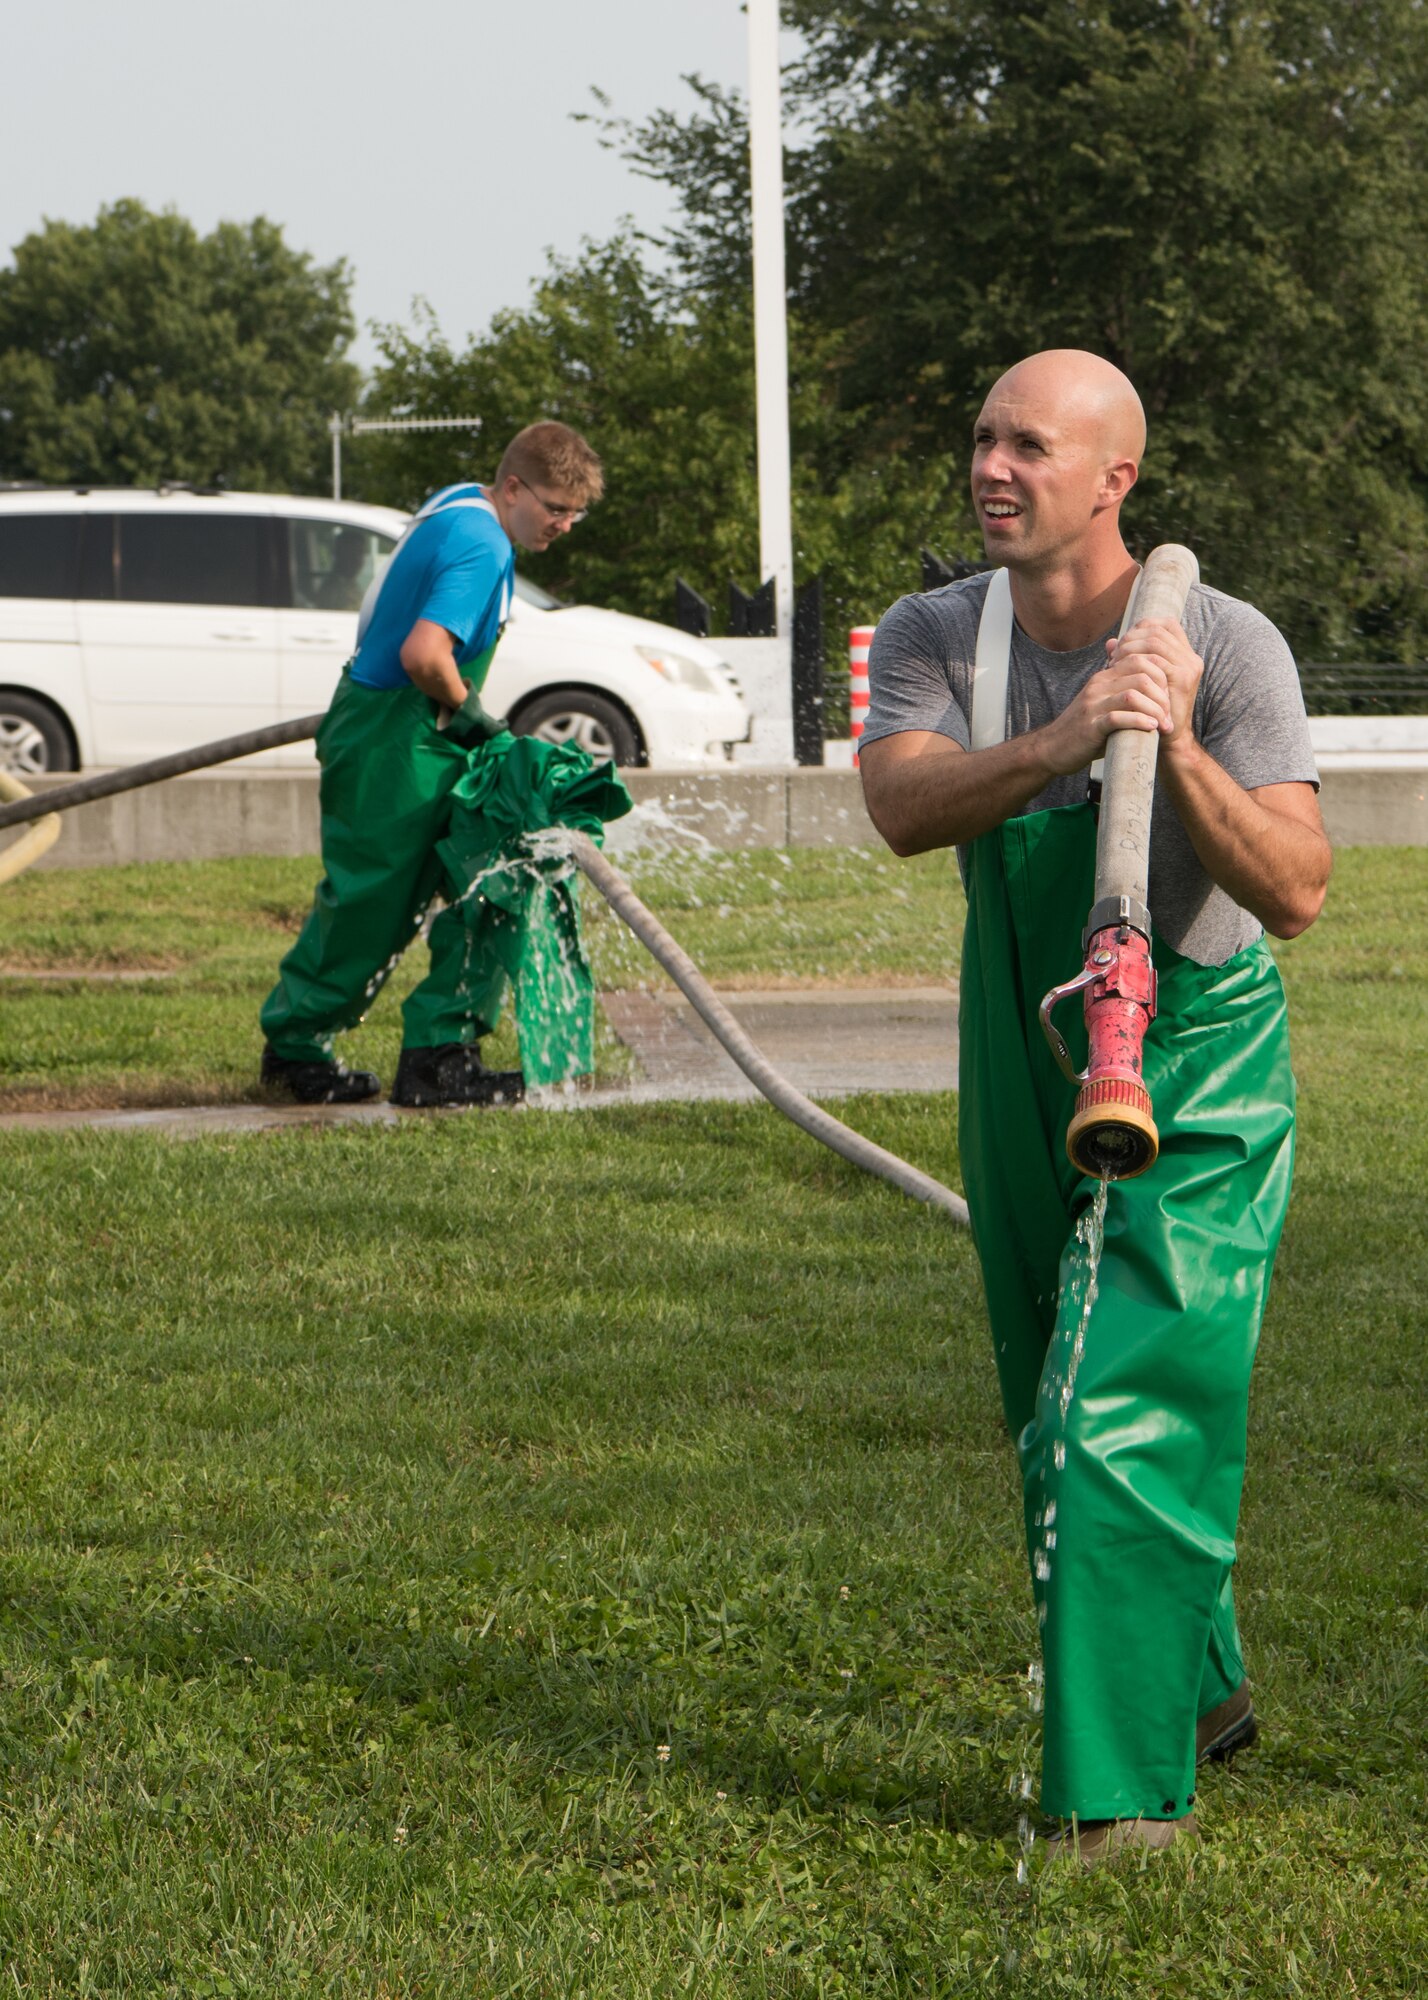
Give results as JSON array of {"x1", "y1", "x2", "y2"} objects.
[{"x1": 7, "y1": 762, "x2": 1424, "y2": 871}]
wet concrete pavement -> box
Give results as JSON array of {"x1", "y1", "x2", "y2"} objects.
[
  {"x1": 596, "y1": 985, "x2": 957, "y2": 1102},
  {"x1": 0, "y1": 985, "x2": 958, "y2": 1137}
]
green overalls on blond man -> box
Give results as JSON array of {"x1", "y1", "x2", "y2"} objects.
[
  {"x1": 260, "y1": 660, "x2": 632, "y2": 1087},
  {"x1": 261, "y1": 479, "x2": 523, "y2": 1077},
  {"x1": 259, "y1": 655, "x2": 508, "y2": 1063}
]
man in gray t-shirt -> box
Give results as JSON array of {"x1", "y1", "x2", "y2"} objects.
[
  {"x1": 860, "y1": 349, "x2": 1331, "y2": 1864},
  {"x1": 866, "y1": 575, "x2": 1319, "y2": 964}
]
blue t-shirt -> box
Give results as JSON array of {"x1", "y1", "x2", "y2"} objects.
[{"x1": 349, "y1": 485, "x2": 514, "y2": 691}]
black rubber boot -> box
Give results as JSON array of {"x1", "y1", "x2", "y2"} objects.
[
  {"x1": 389, "y1": 1042, "x2": 526, "y2": 1109},
  {"x1": 1196, "y1": 1681, "x2": 1259, "y2": 1764},
  {"x1": 260, "y1": 1045, "x2": 382, "y2": 1105}
]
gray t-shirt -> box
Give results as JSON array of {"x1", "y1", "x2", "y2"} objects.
[{"x1": 865, "y1": 573, "x2": 1319, "y2": 965}]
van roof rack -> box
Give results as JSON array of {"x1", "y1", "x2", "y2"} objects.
[{"x1": 0, "y1": 480, "x2": 228, "y2": 496}]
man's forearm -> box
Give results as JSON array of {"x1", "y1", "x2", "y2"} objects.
[
  {"x1": 401, "y1": 645, "x2": 468, "y2": 710},
  {"x1": 861, "y1": 731, "x2": 1064, "y2": 854},
  {"x1": 1158, "y1": 741, "x2": 1330, "y2": 938}
]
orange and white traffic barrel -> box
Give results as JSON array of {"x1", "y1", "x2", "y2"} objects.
[{"x1": 849, "y1": 626, "x2": 874, "y2": 765}]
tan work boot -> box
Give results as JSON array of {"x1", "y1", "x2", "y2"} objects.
[
  {"x1": 1042, "y1": 1815, "x2": 1197, "y2": 1868},
  {"x1": 1196, "y1": 1681, "x2": 1258, "y2": 1764}
]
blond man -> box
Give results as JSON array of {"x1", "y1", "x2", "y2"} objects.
[{"x1": 261, "y1": 422, "x2": 603, "y2": 1106}]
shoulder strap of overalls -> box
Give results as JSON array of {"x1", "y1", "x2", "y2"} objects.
[
  {"x1": 969, "y1": 565, "x2": 1140, "y2": 786},
  {"x1": 412, "y1": 485, "x2": 500, "y2": 526},
  {"x1": 970, "y1": 568, "x2": 1014, "y2": 751},
  {"x1": 355, "y1": 486, "x2": 508, "y2": 644}
]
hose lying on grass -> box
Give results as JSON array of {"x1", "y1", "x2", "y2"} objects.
[
  {"x1": 0, "y1": 721, "x2": 968, "y2": 1224},
  {"x1": 570, "y1": 832, "x2": 968, "y2": 1224}
]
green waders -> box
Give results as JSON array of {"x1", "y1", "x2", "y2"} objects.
[
  {"x1": 260, "y1": 663, "x2": 506, "y2": 1062},
  {"x1": 958, "y1": 802, "x2": 1296, "y2": 1821}
]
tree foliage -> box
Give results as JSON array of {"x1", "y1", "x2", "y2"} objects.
[
  {"x1": 359, "y1": 242, "x2": 772, "y2": 619},
  {"x1": 561, "y1": 1, "x2": 1428, "y2": 659},
  {"x1": 359, "y1": 235, "x2": 968, "y2": 646},
  {"x1": 0, "y1": 199, "x2": 359, "y2": 492},
  {"x1": 781, "y1": 0, "x2": 1428, "y2": 656}
]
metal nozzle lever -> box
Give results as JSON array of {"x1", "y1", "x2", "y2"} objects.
[{"x1": 1039, "y1": 964, "x2": 1102, "y2": 1085}]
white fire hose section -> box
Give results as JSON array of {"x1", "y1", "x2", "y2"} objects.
[
  {"x1": 0, "y1": 771, "x2": 61, "y2": 885},
  {"x1": 570, "y1": 832, "x2": 969, "y2": 1225}
]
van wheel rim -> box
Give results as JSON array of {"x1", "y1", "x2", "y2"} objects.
[
  {"x1": 534, "y1": 712, "x2": 616, "y2": 759},
  {"x1": 0, "y1": 719, "x2": 49, "y2": 776}
]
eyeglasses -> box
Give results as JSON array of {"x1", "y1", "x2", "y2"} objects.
[{"x1": 514, "y1": 474, "x2": 587, "y2": 525}]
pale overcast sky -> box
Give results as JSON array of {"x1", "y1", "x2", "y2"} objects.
[{"x1": 4, "y1": 0, "x2": 785, "y2": 366}]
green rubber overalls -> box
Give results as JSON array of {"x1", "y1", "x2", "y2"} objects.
[
  {"x1": 958, "y1": 575, "x2": 1297, "y2": 1821},
  {"x1": 262, "y1": 486, "x2": 515, "y2": 1063},
  {"x1": 259, "y1": 660, "x2": 507, "y2": 1062}
]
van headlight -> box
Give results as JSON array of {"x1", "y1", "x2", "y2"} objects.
[{"x1": 636, "y1": 645, "x2": 725, "y2": 696}]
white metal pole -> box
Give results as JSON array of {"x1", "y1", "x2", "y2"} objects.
[
  {"x1": 747, "y1": 0, "x2": 795, "y2": 643},
  {"x1": 330, "y1": 413, "x2": 343, "y2": 501}
]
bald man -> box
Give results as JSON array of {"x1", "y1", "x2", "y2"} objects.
[{"x1": 861, "y1": 350, "x2": 1329, "y2": 1862}]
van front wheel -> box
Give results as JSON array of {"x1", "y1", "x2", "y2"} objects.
[
  {"x1": 0, "y1": 694, "x2": 75, "y2": 776},
  {"x1": 511, "y1": 690, "x2": 642, "y2": 768}
]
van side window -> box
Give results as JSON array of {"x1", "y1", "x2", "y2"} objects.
[
  {"x1": 79, "y1": 515, "x2": 117, "y2": 599},
  {"x1": 116, "y1": 514, "x2": 267, "y2": 606},
  {"x1": 288, "y1": 520, "x2": 395, "y2": 613},
  {"x1": 0, "y1": 515, "x2": 79, "y2": 598}
]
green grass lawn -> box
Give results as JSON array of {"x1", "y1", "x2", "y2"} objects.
[
  {"x1": 0, "y1": 845, "x2": 960, "y2": 1109},
  {"x1": 0, "y1": 847, "x2": 1424, "y2": 1994}
]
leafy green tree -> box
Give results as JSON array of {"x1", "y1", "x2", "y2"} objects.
[
  {"x1": 606, "y1": 1, "x2": 1428, "y2": 660},
  {"x1": 0, "y1": 199, "x2": 359, "y2": 491},
  {"x1": 359, "y1": 240, "x2": 770, "y2": 622},
  {"x1": 358, "y1": 231, "x2": 954, "y2": 667}
]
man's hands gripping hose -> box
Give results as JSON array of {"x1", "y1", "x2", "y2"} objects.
[
  {"x1": 1103, "y1": 617, "x2": 1204, "y2": 761},
  {"x1": 444, "y1": 684, "x2": 510, "y2": 747},
  {"x1": 1038, "y1": 617, "x2": 1197, "y2": 778},
  {"x1": 862, "y1": 618, "x2": 1187, "y2": 855}
]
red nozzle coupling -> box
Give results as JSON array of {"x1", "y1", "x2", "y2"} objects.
[
  {"x1": 1082, "y1": 925, "x2": 1157, "y2": 1089},
  {"x1": 1064, "y1": 924, "x2": 1160, "y2": 1178},
  {"x1": 1039, "y1": 924, "x2": 1161, "y2": 1178}
]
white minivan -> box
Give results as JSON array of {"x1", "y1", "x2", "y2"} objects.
[{"x1": 0, "y1": 485, "x2": 749, "y2": 774}]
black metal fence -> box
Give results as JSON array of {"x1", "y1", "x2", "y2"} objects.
[
  {"x1": 674, "y1": 575, "x2": 826, "y2": 765},
  {"x1": 922, "y1": 550, "x2": 1428, "y2": 716},
  {"x1": 1295, "y1": 663, "x2": 1428, "y2": 716},
  {"x1": 676, "y1": 554, "x2": 1428, "y2": 753}
]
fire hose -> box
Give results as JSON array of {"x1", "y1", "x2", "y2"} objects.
[
  {"x1": 568, "y1": 832, "x2": 968, "y2": 1221},
  {"x1": 1037, "y1": 544, "x2": 1200, "y2": 1180},
  {"x1": 0, "y1": 720, "x2": 969, "y2": 1224}
]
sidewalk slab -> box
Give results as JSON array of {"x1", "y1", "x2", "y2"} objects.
[
  {"x1": 0, "y1": 985, "x2": 960, "y2": 1135},
  {"x1": 641, "y1": 985, "x2": 959, "y2": 1098}
]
